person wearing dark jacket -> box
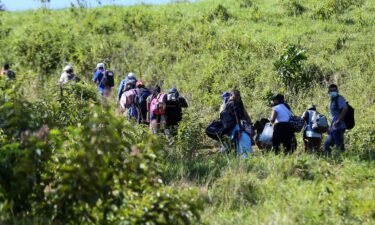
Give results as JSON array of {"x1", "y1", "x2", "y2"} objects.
[
  {"x1": 269, "y1": 94, "x2": 295, "y2": 154},
  {"x1": 324, "y1": 84, "x2": 348, "y2": 154},
  {"x1": 134, "y1": 80, "x2": 151, "y2": 125},
  {"x1": 165, "y1": 88, "x2": 188, "y2": 135},
  {"x1": 221, "y1": 90, "x2": 251, "y2": 127},
  {"x1": 220, "y1": 90, "x2": 253, "y2": 157},
  {"x1": 2, "y1": 64, "x2": 16, "y2": 80}
]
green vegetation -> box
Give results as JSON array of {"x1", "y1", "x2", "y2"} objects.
[{"x1": 0, "y1": 0, "x2": 374, "y2": 224}]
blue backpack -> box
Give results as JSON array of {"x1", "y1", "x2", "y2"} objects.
[{"x1": 134, "y1": 88, "x2": 151, "y2": 109}]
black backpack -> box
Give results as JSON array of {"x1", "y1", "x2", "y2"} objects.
[
  {"x1": 205, "y1": 120, "x2": 224, "y2": 140},
  {"x1": 105, "y1": 71, "x2": 115, "y2": 87},
  {"x1": 335, "y1": 97, "x2": 355, "y2": 130},
  {"x1": 134, "y1": 88, "x2": 151, "y2": 109},
  {"x1": 344, "y1": 103, "x2": 355, "y2": 130},
  {"x1": 6, "y1": 70, "x2": 16, "y2": 80},
  {"x1": 220, "y1": 102, "x2": 238, "y2": 130}
]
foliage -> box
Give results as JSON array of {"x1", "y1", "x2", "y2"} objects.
[
  {"x1": 273, "y1": 44, "x2": 307, "y2": 93},
  {"x1": 283, "y1": 0, "x2": 306, "y2": 16},
  {"x1": 0, "y1": 80, "x2": 202, "y2": 224},
  {"x1": 0, "y1": 0, "x2": 374, "y2": 224}
]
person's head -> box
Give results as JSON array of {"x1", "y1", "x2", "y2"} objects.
[
  {"x1": 64, "y1": 65, "x2": 73, "y2": 74},
  {"x1": 153, "y1": 85, "x2": 161, "y2": 96},
  {"x1": 3, "y1": 64, "x2": 9, "y2": 70},
  {"x1": 328, "y1": 84, "x2": 339, "y2": 98},
  {"x1": 270, "y1": 94, "x2": 284, "y2": 106},
  {"x1": 169, "y1": 87, "x2": 179, "y2": 97},
  {"x1": 127, "y1": 72, "x2": 136, "y2": 80},
  {"x1": 96, "y1": 62, "x2": 105, "y2": 70},
  {"x1": 230, "y1": 90, "x2": 241, "y2": 102},
  {"x1": 136, "y1": 80, "x2": 145, "y2": 88},
  {"x1": 307, "y1": 104, "x2": 316, "y2": 110}
]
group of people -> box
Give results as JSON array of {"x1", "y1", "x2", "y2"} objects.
[
  {"x1": 210, "y1": 84, "x2": 352, "y2": 157},
  {"x1": 59, "y1": 63, "x2": 188, "y2": 135},
  {"x1": 6, "y1": 62, "x2": 352, "y2": 155},
  {"x1": 117, "y1": 73, "x2": 188, "y2": 135}
]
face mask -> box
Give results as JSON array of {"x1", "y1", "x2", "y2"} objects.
[{"x1": 329, "y1": 91, "x2": 338, "y2": 98}]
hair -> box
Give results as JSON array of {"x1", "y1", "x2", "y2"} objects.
[
  {"x1": 3, "y1": 64, "x2": 9, "y2": 70},
  {"x1": 328, "y1": 84, "x2": 338, "y2": 90},
  {"x1": 152, "y1": 85, "x2": 161, "y2": 97}
]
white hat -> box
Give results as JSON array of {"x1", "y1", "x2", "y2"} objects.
[
  {"x1": 64, "y1": 65, "x2": 72, "y2": 71},
  {"x1": 127, "y1": 72, "x2": 136, "y2": 78},
  {"x1": 96, "y1": 63, "x2": 105, "y2": 69}
]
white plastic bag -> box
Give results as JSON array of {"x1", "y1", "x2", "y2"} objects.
[{"x1": 259, "y1": 122, "x2": 273, "y2": 144}]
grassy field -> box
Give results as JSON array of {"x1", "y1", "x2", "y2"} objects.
[{"x1": 0, "y1": 0, "x2": 374, "y2": 224}]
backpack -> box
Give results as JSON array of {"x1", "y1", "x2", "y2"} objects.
[
  {"x1": 167, "y1": 93, "x2": 178, "y2": 102},
  {"x1": 220, "y1": 102, "x2": 238, "y2": 130},
  {"x1": 105, "y1": 71, "x2": 115, "y2": 87},
  {"x1": 150, "y1": 93, "x2": 167, "y2": 115},
  {"x1": 335, "y1": 97, "x2": 355, "y2": 130},
  {"x1": 124, "y1": 79, "x2": 136, "y2": 92},
  {"x1": 310, "y1": 110, "x2": 328, "y2": 133},
  {"x1": 7, "y1": 70, "x2": 16, "y2": 80},
  {"x1": 344, "y1": 103, "x2": 355, "y2": 130},
  {"x1": 205, "y1": 120, "x2": 225, "y2": 141},
  {"x1": 289, "y1": 115, "x2": 304, "y2": 133},
  {"x1": 134, "y1": 88, "x2": 151, "y2": 109},
  {"x1": 120, "y1": 89, "x2": 136, "y2": 109}
]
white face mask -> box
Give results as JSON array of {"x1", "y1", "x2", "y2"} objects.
[{"x1": 329, "y1": 91, "x2": 338, "y2": 98}]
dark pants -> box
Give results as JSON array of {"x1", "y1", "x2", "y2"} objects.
[
  {"x1": 304, "y1": 137, "x2": 322, "y2": 152},
  {"x1": 272, "y1": 122, "x2": 294, "y2": 154},
  {"x1": 324, "y1": 128, "x2": 345, "y2": 153}
]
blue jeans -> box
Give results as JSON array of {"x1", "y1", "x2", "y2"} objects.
[{"x1": 324, "y1": 129, "x2": 345, "y2": 153}]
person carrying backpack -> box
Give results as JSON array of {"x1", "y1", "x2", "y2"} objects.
[
  {"x1": 323, "y1": 84, "x2": 350, "y2": 155},
  {"x1": 165, "y1": 87, "x2": 188, "y2": 135},
  {"x1": 1, "y1": 64, "x2": 16, "y2": 81},
  {"x1": 59, "y1": 64, "x2": 79, "y2": 88},
  {"x1": 269, "y1": 94, "x2": 296, "y2": 154},
  {"x1": 97, "y1": 63, "x2": 115, "y2": 97},
  {"x1": 92, "y1": 63, "x2": 107, "y2": 96},
  {"x1": 147, "y1": 85, "x2": 167, "y2": 134},
  {"x1": 117, "y1": 72, "x2": 137, "y2": 101},
  {"x1": 301, "y1": 104, "x2": 325, "y2": 152},
  {"x1": 134, "y1": 80, "x2": 151, "y2": 124},
  {"x1": 220, "y1": 90, "x2": 253, "y2": 157}
]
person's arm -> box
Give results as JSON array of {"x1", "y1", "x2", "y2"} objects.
[
  {"x1": 269, "y1": 109, "x2": 277, "y2": 124},
  {"x1": 301, "y1": 111, "x2": 308, "y2": 122},
  {"x1": 243, "y1": 109, "x2": 252, "y2": 124},
  {"x1": 333, "y1": 105, "x2": 348, "y2": 127},
  {"x1": 179, "y1": 97, "x2": 188, "y2": 108},
  {"x1": 117, "y1": 81, "x2": 124, "y2": 101}
]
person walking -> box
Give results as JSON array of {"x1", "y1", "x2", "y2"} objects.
[
  {"x1": 117, "y1": 72, "x2": 137, "y2": 101},
  {"x1": 165, "y1": 87, "x2": 188, "y2": 135},
  {"x1": 1, "y1": 63, "x2": 16, "y2": 80},
  {"x1": 269, "y1": 94, "x2": 295, "y2": 154},
  {"x1": 59, "y1": 64, "x2": 79, "y2": 89},
  {"x1": 323, "y1": 84, "x2": 348, "y2": 154},
  {"x1": 301, "y1": 104, "x2": 322, "y2": 152},
  {"x1": 147, "y1": 85, "x2": 167, "y2": 134},
  {"x1": 92, "y1": 63, "x2": 106, "y2": 96}
]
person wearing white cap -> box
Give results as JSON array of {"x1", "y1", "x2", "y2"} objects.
[
  {"x1": 59, "y1": 64, "x2": 77, "y2": 87},
  {"x1": 117, "y1": 72, "x2": 137, "y2": 101},
  {"x1": 92, "y1": 62, "x2": 107, "y2": 96}
]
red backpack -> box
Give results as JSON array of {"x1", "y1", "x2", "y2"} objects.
[{"x1": 150, "y1": 93, "x2": 166, "y2": 115}]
